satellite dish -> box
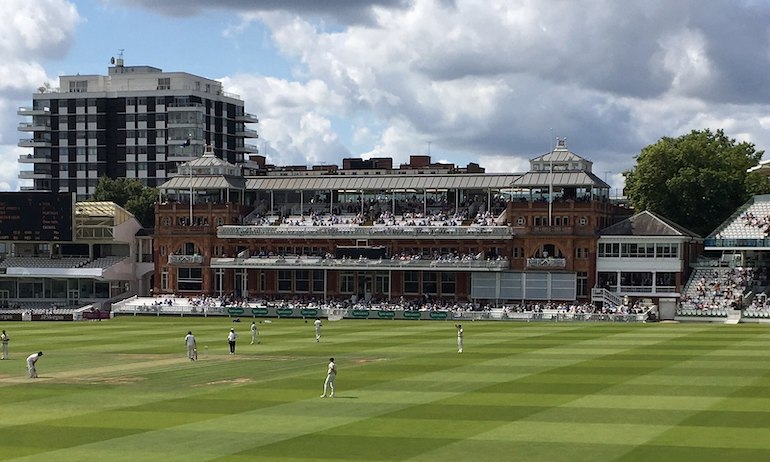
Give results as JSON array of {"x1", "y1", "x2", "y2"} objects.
[{"x1": 110, "y1": 57, "x2": 115, "y2": 64}]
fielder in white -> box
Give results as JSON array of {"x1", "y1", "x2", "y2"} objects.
[
  {"x1": 1, "y1": 330, "x2": 8, "y2": 360},
  {"x1": 314, "y1": 317, "x2": 322, "y2": 342},
  {"x1": 321, "y1": 357, "x2": 336, "y2": 398},
  {"x1": 251, "y1": 321, "x2": 259, "y2": 344},
  {"x1": 26, "y1": 351, "x2": 43, "y2": 378},
  {"x1": 228, "y1": 328, "x2": 238, "y2": 354},
  {"x1": 456, "y1": 324, "x2": 463, "y2": 353},
  {"x1": 185, "y1": 331, "x2": 197, "y2": 361}
]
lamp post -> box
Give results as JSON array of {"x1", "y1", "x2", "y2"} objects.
[
  {"x1": 182, "y1": 137, "x2": 192, "y2": 226},
  {"x1": 189, "y1": 161, "x2": 193, "y2": 226}
]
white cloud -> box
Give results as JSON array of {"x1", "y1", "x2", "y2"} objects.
[
  {"x1": 248, "y1": 0, "x2": 770, "y2": 171},
  {"x1": 0, "y1": 0, "x2": 79, "y2": 59},
  {"x1": 0, "y1": 0, "x2": 80, "y2": 191},
  {"x1": 62, "y1": 0, "x2": 770, "y2": 188},
  {"x1": 478, "y1": 155, "x2": 529, "y2": 174},
  {"x1": 222, "y1": 74, "x2": 350, "y2": 166}
]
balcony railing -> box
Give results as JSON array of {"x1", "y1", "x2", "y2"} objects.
[
  {"x1": 168, "y1": 255, "x2": 204, "y2": 265},
  {"x1": 526, "y1": 257, "x2": 567, "y2": 268},
  {"x1": 218, "y1": 225, "x2": 513, "y2": 239},
  {"x1": 235, "y1": 144, "x2": 260, "y2": 152},
  {"x1": 18, "y1": 106, "x2": 50, "y2": 115},
  {"x1": 237, "y1": 112, "x2": 260, "y2": 123},
  {"x1": 527, "y1": 226, "x2": 575, "y2": 234},
  {"x1": 211, "y1": 256, "x2": 510, "y2": 271},
  {"x1": 18, "y1": 154, "x2": 49, "y2": 163},
  {"x1": 167, "y1": 102, "x2": 204, "y2": 109},
  {"x1": 18, "y1": 122, "x2": 50, "y2": 131},
  {"x1": 18, "y1": 138, "x2": 51, "y2": 147},
  {"x1": 619, "y1": 285, "x2": 677, "y2": 294},
  {"x1": 156, "y1": 225, "x2": 216, "y2": 235},
  {"x1": 18, "y1": 170, "x2": 52, "y2": 179},
  {"x1": 705, "y1": 237, "x2": 770, "y2": 248},
  {"x1": 237, "y1": 128, "x2": 259, "y2": 138}
]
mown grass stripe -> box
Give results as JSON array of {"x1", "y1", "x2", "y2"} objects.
[{"x1": 2, "y1": 320, "x2": 770, "y2": 461}]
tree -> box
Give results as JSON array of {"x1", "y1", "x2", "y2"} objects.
[
  {"x1": 745, "y1": 171, "x2": 770, "y2": 196},
  {"x1": 624, "y1": 129, "x2": 764, "y2": 237},
  {"x1": 91, "y1": 177, "x2": 158, "y2": 228}
]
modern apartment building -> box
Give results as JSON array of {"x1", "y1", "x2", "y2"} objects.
[{"x1": 17, "y1": 57, "x2": 259, "y2": 201}]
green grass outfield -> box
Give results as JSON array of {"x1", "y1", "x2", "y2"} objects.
[{"x1": 2, "y1": 318, "x2": 770, "y2": 461}]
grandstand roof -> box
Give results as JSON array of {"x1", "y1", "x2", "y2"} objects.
[
  {"x1": 511, "y1": 170, "x2": 609, "y2": 188},
  {"x1": 75, "y1": 201, "x2": 134, "y2": 225},
  {"x1": 75, "y1": 201, "x2": 120, "y2": 217},
  {"x1": 243, "y1": 174, "x2": 521, "y2": 191},
  {"x1": 530, "y1": 149, "x2": 587, "y2": 164},
  {"x1": 599, "y1": 210, "x2": 701, "y2": 238},
  {"x1": 160, "y1": 176, "x2": 246, "y2": 190}
]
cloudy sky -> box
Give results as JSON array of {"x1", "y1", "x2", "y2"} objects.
[{"x1": 3, "y1": 0, "x2": 770, "y2": 193}]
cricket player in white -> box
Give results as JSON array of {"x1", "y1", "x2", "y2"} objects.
[
  {"x1": 456, "y1": 324, "x2": 463, "y2": 353},
  {"x1": 321, "y1": 357, "x2": 336, "y2": 398},
  {"x1": 251, "y1": 321, "x2": 259, "y2": 344},
  {"x1": 1, "y1": 330, "x2": 8, "y2": 360},
  {"x1": 314, "y1": 317, "x2": 322, "y2": 342},
  {"x1": 185, "y1": 331, "x2": 197, "y2": 361},
  {"x1": 27, "y1": 351, "x2": 43, "y2": 378},
  {"x1": 228, "y1": 328, "x2": 238, "y2": 354}
]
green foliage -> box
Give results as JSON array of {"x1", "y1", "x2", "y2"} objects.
[
  {"x1": 745, "y1": 171, "x2": 770, "y2": 196},
  {"x1": 624, "y1": 129, "x2": 764, "y2": 236},
  {"x1": 91, "y1": 176, "x2": 158, "y2": 227}
]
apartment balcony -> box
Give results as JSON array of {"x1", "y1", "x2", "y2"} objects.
[
  {"x1": 237, "y1": 112, "x2": 259, "y2": 123},
  {"x1": 236, "y1": 128, "x2": 259, "y2": 138},
  {"x1": 235, "y1": 143, "x2": 260, "y2": 153},
  {"x1": 18, "y1": 122, "x2": 50, "y2": 132},
  {"x1": 18, "y1": 154, "x2": 50, "y2": 164},
  {"x1": 167, "y1": 121, "x2": 205, "y2": 128},
  {"x1": 166, "y1": 102, "x2": 205, "y2": 111},
  {"x1": 167, "y1": 254, "x2": 204, "y2": 265},
  {"x1": 526, "y1": 257, "x2": 567, "y2": 269},
  {"x1": 18, "y1": 106, "x2": 50, "y2": 116},
  {"x1": 18, "y1": 138, "x2": 51, "y2": 148},
  {"x1": 18, "y1": 170, "x2": 52, "y2": 180}
]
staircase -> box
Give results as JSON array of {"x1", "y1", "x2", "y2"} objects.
[{"x1": 591, "y1": 288, "x2": 623, "y2": 309}]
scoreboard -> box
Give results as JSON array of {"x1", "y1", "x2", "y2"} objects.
[{"x1": 0, "y1": 192, "x2": 73, "y2": 241}]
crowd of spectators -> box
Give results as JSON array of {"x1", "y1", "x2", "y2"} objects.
[
  {"x1": 501, "y1": 301, "x2": 647, "y2": 315},
  {"x1": 245, "y1": 195, "x2": 508, "y2": 228},
  {"x1": 680, "y1": 267, "x2": 755, "y2": 314},
  {"x1": 127, "y1": 293, "x2": 647, "y2": 317},
  {"x1": 740, "y1": 212, "x2": 770, "y2": 235}
]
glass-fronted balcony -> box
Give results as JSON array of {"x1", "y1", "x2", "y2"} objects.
[{"x1": 218, "y1": 225, "x2": 513, "y2": 240}]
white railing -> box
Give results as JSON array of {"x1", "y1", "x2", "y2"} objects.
[
  {"x1": 210, "y1": 257, "x2": 510, "y2": 271},
  {"x1": 591, "y1": 288, "x2": 623, "y2": 307},
  {"x1": 168, "y1": 255, "x2": 204, "y2": 264},
  {"x1": 526, "y1": 258, "x2": 566, "y2": 268}
]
